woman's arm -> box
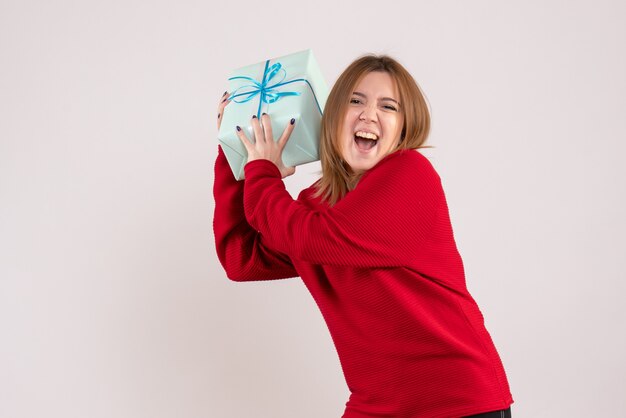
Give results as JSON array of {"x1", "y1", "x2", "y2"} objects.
[
  {"x1": 242, "y1": 150, "x2": 445, "y2": 269},
  {"x1": 213, "y1": 145, "x2": 298, "y2": 281}
]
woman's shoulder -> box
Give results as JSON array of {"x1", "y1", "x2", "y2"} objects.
[
  {"x1": 358, "y1": 150, "x2": 444, "y2": 204},
  {"x1": 297, "y1": 149, "x2": 440, "y2": 206},
  {"x1": 386, "y1": 148, "x2": 434, "y2": 166},
  {"x1": 366, "y1": 149, "x2": 440, "y2": 182}
]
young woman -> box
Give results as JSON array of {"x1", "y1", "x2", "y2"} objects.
[{"x1": 213, "y1": 54, "x2": 514, "y2": 418}]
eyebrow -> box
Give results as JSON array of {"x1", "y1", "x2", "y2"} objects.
[{"x1": 352, "y1": 91, "x2": 400, "y2": 106}]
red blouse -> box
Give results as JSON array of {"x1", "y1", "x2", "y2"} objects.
[{"x1": 213, "y1": 146, "x2": 513, "y2": 417}]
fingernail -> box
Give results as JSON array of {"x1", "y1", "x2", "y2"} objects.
[
  {"x1": 252, "y1": 115, "x2": 257, "y2": 119},
  {"x1": 236, "y1": 126, "x2": 241, "y2": 131},
  {"x1": 290, "y1": 118, "x2": 295, "y2": 125},
  {"x1": 262, "y1": 112, "x2": 267, "y2": 116},
  {"x1": 217, "y1": 113, "x2": 220, "y2": 119},
  {"x1": 222, "y1": 91, "x2": 228, "y2": 96},
  {"x1": 222, "y1": 98, "x2": 227, "y2": 103}
]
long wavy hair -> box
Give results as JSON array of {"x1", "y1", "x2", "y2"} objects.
[{"x1": 312, "y1": 54, "x2": 432, "y2": 206}]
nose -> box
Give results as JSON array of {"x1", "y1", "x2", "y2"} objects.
[{"x1": 359, "y1": 104, "x2": 378, "y2": 122}]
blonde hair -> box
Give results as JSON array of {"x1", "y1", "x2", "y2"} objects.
[{"x1": 312, "y1": 54, "x2": 432, "y2": 206}]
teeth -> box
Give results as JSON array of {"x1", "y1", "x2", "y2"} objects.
[{"x1": 355, "y1": 131, "x2": 379, "y2": 140}]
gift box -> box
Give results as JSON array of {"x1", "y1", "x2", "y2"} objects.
[{"x1": 217, "y1": 49, "x2": 328, "y2": 180}]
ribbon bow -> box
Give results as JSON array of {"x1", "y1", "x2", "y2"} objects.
[{"x1": 228, "y1": 59, "x2": 323, "y2": 118}]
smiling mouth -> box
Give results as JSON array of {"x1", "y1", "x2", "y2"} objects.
[{"x1": 354, "y1": 132, "x2": 379, "y2": 151}]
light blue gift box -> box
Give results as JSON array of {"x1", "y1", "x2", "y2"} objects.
[{"x1": 218, "y1": 49, "x2": 328, "y2": 180}]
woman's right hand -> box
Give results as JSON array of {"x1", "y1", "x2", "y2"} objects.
[
  {"x1": 216, "y1": 91, "x2": 231, "y2": 131},
  {"x1": 215, "y1": 90, "x2": 295, "y2": 179}
]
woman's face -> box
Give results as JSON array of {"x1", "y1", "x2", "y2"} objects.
[{"x1": 339, "y1": 71, "x2": 404, "y2": 175}]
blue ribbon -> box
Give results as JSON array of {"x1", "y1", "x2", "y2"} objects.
[{"x1": 228, "y1": 59, "x2": 323, "y2": 118}]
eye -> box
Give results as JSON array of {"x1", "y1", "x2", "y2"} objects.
[
  {"x1": 350, "y1": 98, "x2": 361, "y2": 104},
  {"x1": 383, "y1": 105, "x2": 398, "y2": 111}
]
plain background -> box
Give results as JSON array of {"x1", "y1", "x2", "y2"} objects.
[{"x1": 1, "y1": 1, "x2": 625, "y2": 417}]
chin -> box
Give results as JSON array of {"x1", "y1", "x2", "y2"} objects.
[{"x1": 347, "y1": 159, "x2": 376, "y2": 174}]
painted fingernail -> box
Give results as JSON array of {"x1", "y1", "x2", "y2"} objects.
[
  {"x1": 222, "y1": 97, "x2": 227, "y2": 103},
  {"x1": 252, "y1": 115, "x2": 257, "y2": 119},
  {"x1": 222, "y1": 91, "x2": 228, "y2": 96},
  {"x1": 236, "y1": 126, "x2": 241, "y2": 131},
  {"x1": 217, "y1": 113, "x2": 220, "y2": 119},
  {"x1": 290, "y1": 118, "x2": 295, "y2": 125},
  {"x1": 262, "y1": 112, "x2": 267, "y2": 116}
]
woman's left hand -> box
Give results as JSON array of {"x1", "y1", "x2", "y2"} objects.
[{"x1": 235, "y1": 113, "x2": 296, "y2": 179}]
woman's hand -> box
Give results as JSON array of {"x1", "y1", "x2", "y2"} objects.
[
  {"x1": 235, "y1": 113, "x2": 296, "y2": 179},
  {"x1": 216, "y1": 91, "x2": 231, "y2": 131}
]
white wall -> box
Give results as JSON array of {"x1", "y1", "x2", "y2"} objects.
[{"x1": 1, "y1": 1, "x2": 625, "y2": 417}]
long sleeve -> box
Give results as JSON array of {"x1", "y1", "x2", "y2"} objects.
[
  {"x1": 243, "y1": 150, "x2": 444, "y2": 269},
  {"x1": 213, "y1": 145, "x2": 298, "y2": 281}
]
